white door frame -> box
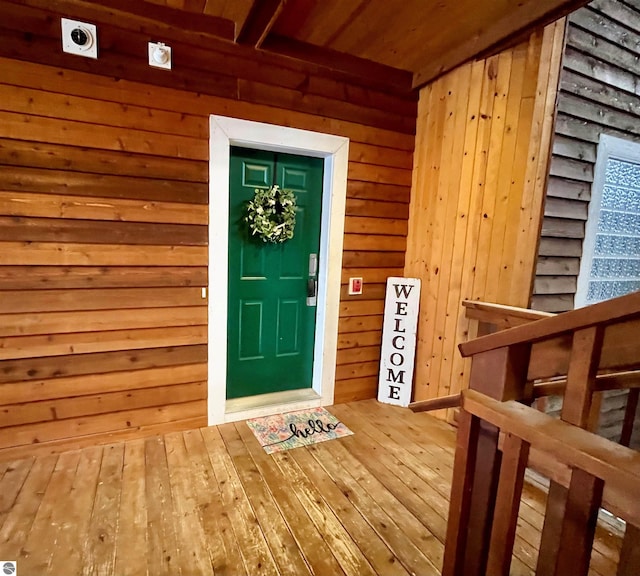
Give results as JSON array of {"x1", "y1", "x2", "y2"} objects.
[{"x1": 208, "y1": 115, "x2": 349, "y2": 425}]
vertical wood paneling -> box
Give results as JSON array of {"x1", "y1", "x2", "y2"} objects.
[
  {"x1": 0, "y1": 0, "x2": 417, "y2": 453},
  {"x1": 405, "y1": 23, "x2": 564, "y2": 415}
]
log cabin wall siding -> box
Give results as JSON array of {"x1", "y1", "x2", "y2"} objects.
[
  {"x1": 404, "y1": 23, "x2": 565, "y2": 416},
  {"x1": 529, "y1": 0, "x2": 640, "y2": 442},
  {"x1": 533, "y1": 0, "x2": 640, "y2": 313},
  {"x1": 0, "y1": 0, "x2": 416, "y2": 457}
]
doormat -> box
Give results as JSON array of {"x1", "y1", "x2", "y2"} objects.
[{"x1": 246, "y1": 407, "x2": 353, "y2": 454}]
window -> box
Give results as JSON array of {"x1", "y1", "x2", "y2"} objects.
[{"x1": 575, "y1": 135, "x2": 640, "y2": 307}]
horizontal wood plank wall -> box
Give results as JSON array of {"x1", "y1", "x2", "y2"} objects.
[
  {"x1": 0, "y1": 0, "x2": 416, "y2": 456},
  {"x1": 530, "y1": 0, "x2": 640, "y2": 443},
  {"x1": 404, "y1": 23, "x2": 565, "y2": 417},
  {"x1": 532, "y1": 0, "x2": 640, "y2": 313}
]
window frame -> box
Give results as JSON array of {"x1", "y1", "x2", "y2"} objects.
[{"x1": 575, "y1": 134, "x2": 640, "y2": 308}]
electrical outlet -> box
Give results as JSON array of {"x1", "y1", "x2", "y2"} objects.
[
  {"x1": 349, "y1": 277, "x2": 363, "y2": 295},
  {"x1": 61, "y1": 18, "x2": 98, "y2": 59}
]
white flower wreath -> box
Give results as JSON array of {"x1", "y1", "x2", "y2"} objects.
[{"x1": 245, "y1": 185, "x2": 297, "y2": 243}]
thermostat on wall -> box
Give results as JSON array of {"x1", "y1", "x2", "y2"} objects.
[{"x1": 61, "y1": 18, "x2": 98, "y2": 59}]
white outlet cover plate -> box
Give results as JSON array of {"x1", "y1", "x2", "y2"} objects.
[{"x1": 61, "y1": 18, "x2": 98, "y2": 59}]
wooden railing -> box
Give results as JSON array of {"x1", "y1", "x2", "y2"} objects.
[
  {"x1": 409, "y1": 301, "x2": 554, "y2": 414},
  {"x1": 441, "y1": 291, "x2": 640, "y2": 576},
  {"x1": 411, "y1": 300, "x2": 640, "y2": 448}
]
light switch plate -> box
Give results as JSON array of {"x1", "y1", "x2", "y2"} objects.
[{"x1": 61, "y1": 18, "x2": 98, "y2": 59}]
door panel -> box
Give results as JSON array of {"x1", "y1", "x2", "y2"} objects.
[
  {"x1": 227, "y1": 148, "x2": 323, "y2": 399},
  {"x1": 277, "y1": 299, "x2": 300, "y2": 355}
]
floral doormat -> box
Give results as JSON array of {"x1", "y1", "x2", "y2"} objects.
[{"x1": 246, "y1": 407, "x2": 353, "y2": 454}]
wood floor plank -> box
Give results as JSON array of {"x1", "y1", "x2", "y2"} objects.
[
  {"x1": 352, "y1": 402, "x2": 613, "y2": 575},
  {"x1": 145, "y1": 435, "x2": 181, "y2": 576},
  {"x1": 311, "y1": 440, "x2": 443, "y2": 574},
  {"x1": 164, "y1": 432, "x2": 215, "y2": 574},
  {"x1": 219, "y1": 423, "x2": 312, "y2": 576},
  {"x1": 363, "y1": 399, "x2": 456, "y2": 457},
  {"x1": 0, "y1": 400, "x2": 625, "y2": 576},
  {"x1": 114, "y1": 439, "x2": 148, "y2": 576},
  {"x1": 0, "y1": 457, "x2": 34, "y2": 526},
  {"x1": 337, "y1": 404, "x2": 558, "y2": 572},
  {"x1": 510, "y1": 556, "x2": 536, "y2": 576},
  {"x1": 0, "y1": 454, "x2": 57, "y2": 561},
  {"x1": 356, "y1": 400, "x2": 457, "y2": 472},
  {"x1": 331, "y1": 414, "x2": 449, "y2": 542},
  {"x1": 82, "y1": 443, "x2": 124, "y2": 575},
  {"x1": 523, "y1": 468, "x2": 623, "y2": 576},
  {"x1": 288, "y1": 445, "x2": 412, "y2": 576},
  {"x1": 182, "y1": 428, "x2": 245, "y2": 575},
  {"x1": 0, "y1": 459, "x2": 11, "y2": 518},
  {"x1": 47, "y1": 446, "x2": 103, "y2": 576},
  {"x1": 518, "y1": 487, "x2": 618, "y2": 576},
  {"x1": 339, "y1": 402, "x2": 558, "y2": 576},
  {"x1": 334, "y1": 403, "x2": 453, "y2": 503},
  {"x1": 235, "y1": 422, "x2": 348, "y2": 576},
  {"x1": 271, "y1": 449, "x2": 378, "y2": 576},
  {"x1": 19, "y1": 451, "x2": 81, "y2": 573},
  {"x1": 342, "y1": 404, "x2": 546, "y2": 574},
  {"x1": 202, "y1": 424, "x2": 279, "y2": 575}
]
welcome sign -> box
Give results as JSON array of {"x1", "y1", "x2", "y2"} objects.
[{"x1": 377, "y1": 277, "x2": 421, "y2": 407}]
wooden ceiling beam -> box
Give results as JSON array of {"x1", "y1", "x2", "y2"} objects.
[
  {"x1": 236, "y1": 0, "x2": 287, "y2": 47},
  {"x1": 412, "y1": 0, "x2": 589, "y2": 89},
  {"x1": 8, "y1": 0, "x2": 235, "y2": 41},
  {"x1": 262, "y1": 34, "x2": 414, "y2": 94},
  {"x1": 474, "y1": 1, "x2": 580, "y2": 61},
  {"x1": 212, "y1": 0, "x2": 256, "y2": 37},
  {"x1": 89, "y1": 0, "x2": 234, "y2": 40}
]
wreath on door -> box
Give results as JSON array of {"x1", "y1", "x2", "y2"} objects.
[{"x1": 245, "y1": 185, "x2": 297, "y2": 243}]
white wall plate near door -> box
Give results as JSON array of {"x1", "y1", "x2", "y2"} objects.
[
  {"x1": 148, "y1": 41, "x2": 172, "y2": 70},
  {"x1": 61, "y1": 18, "x2": 98, "y2": 59}
]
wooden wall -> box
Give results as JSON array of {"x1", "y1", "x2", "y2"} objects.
[
  {"x1": 404, "y1": 22, "x2": 565, "y2": 413},
  {"x1": 533, "y1": 0, "x2": 640, "y2": 313},
  {"x1": 0, "y1": 0, "x2": 416, "y2": 457}
]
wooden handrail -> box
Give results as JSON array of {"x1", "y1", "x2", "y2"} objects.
[
  {"x1": 443, "y1": 291, "x2": 640, "y2": 576},
  {"x1": 459, "y1": 290, "x2": 640, "y2": 357},
  {"x1": 409, "y1": 370, "x2": 640, "y2": 413},
  {"x1": 410, "y1": 301, "x2": 555, "y2": 415},
  {"x1": 409, "y1": 394, "x2": 461, "y2": 412},
  {"x1": 462, "y1": 389, "x2": 640, "y2": 525},
  {"x1": 462, "y1": 299, "x2": 554, "y2": 328}
]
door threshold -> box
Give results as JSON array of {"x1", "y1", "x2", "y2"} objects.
[{"x1": 224, "y1": 388, "x2": 323, "y2": 423}]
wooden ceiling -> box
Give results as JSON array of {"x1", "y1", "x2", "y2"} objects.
[{"x1": 100, "y1": 0, "x2": 589, "y2": 90}]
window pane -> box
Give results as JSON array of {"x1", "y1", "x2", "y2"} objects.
[
  {"x1": 591, "y1": 257, "x2": 640, "y2": 278},
  {"x1": 601, "y1": 184, "x2": 640, "y2": 212},
  {"x1": 605, "y1": 158, "x2": 640, "y2": 192},
  {"x1": 597, "y1": 210, "x2": 640, "y2": 235},
  {"x1": 583, "y1": 153, "x2": 640, "y2": 306},
  {"x1": 594, "y1": 234, "x2": 640, "y2": 257},
  {"x1": 586, "y1": 279, "x2": 640, "y2": 304}
]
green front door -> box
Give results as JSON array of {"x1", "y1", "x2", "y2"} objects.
[{"x1": 227, "y1": 147, "x2": 324, "y2": 399}]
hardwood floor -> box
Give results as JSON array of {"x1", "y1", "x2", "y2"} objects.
[{"x1": 0, "y1": 399, "x2": 623, "y2": 575}]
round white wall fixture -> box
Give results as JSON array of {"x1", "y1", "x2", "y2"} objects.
[
  {"x1": 149, "y1": 42, "x2": 172, "y2": 70},
  {"x1": 61, "y1": 18, "x2": 98, "y2": 59}
]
